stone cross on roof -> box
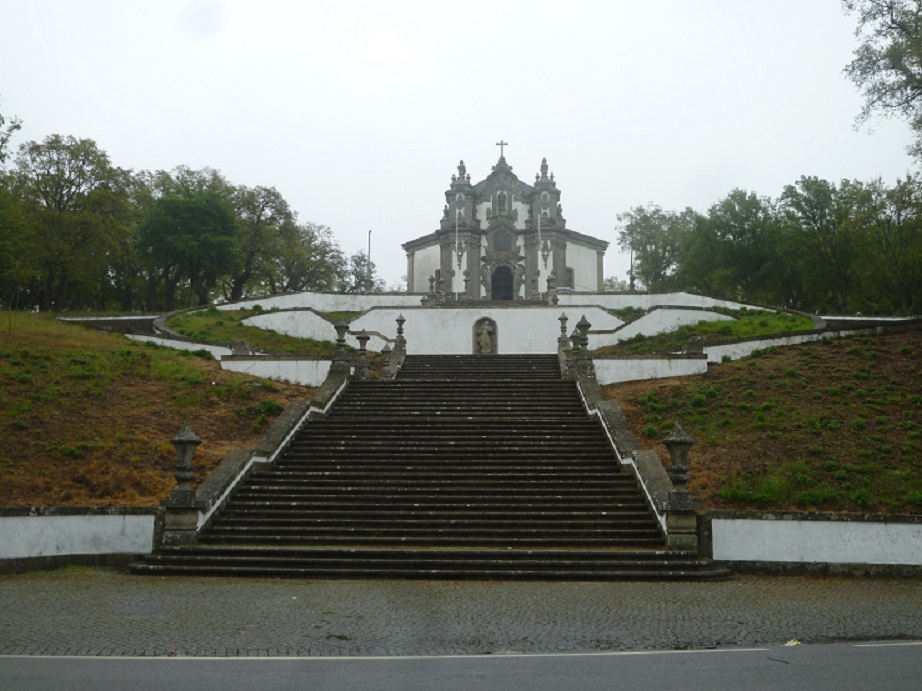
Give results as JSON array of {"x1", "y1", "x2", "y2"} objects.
[{"x1": 496, "y1": 140, "x2": 508, "y2": 157}]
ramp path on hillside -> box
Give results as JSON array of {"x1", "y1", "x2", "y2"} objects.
[{"x1": 131, "y1": 355, "x2": 728, "y2": 580}]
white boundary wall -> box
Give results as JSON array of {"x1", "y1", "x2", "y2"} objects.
[
  {"x1": 125, "y1": 334, "x2": 232, "y2": 358},
  {"x1": 595, "y1": 357, "x2": 708, "y2": 385},
  {"x1": 558, "y1": 292, "x2": 757, "y2": 311},
  {"x1": 591, "y1": 308, "x2": 733, "y2": 349},
  {"x1": 217, "y1": 290, "x2": 755, "y2": 314},
  {"x1": 0, "y1": 514, "x2": 155, "y2": 560},
  {"x1": 712, "y1": 518, "x2": 922, "y2": 565},
  {"x1": 220, "y1": 358, "x2": 331, "y2": 386},
  {"x1": 219, "y1": 292, "x2": 421, "y2": 313}
]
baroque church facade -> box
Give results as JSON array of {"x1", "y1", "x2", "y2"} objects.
[{"x1": 403, "y1": 152, "x2": 608, "y2": 299}]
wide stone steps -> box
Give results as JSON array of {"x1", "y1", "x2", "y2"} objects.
[
  {"x1": 227, "y1": 494, "x2": 647, "y2": 507},
  {"x1": 129, "y1": 353, "x2": 731, "y2": 580},
  {"x1": 131, "y1": 546, "x2": 728, "y2": 581}
]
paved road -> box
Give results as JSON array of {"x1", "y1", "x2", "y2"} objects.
[
  {"x1": 3, "y1": 643, "x2": 922, "y2": 691},
  {"x1": 0, "y1": 569, "x2": 920, "y2": 657}
]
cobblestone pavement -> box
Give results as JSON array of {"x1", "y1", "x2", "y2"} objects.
[{"x1": 0, "y1": 569, "x2": 920, "y2": 657}]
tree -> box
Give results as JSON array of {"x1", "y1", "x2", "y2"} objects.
[
  {"x1": 700, "y1": 189, "x2": 779, "y2": 303},
  {"x1": 137, "y1": 190, "x2": 237, "y2": 309},
  {"x1": 0, "y1": 96, "x2": 21, "y2": 164},
  {"x1": 266, "y1": 220, "x2": 346, "y2": 294},
  {"x1": 780, "y1": 177, "x2": 862, "y2": 313},
  {"x1": 225, "y1": 185, "x2": 293, "y2": 301},
  {"x1": 855, "y1": 176, "x2": 922, "y2": 312},
  {"x1": 338, "y1": 250, "x2": 385, "y2": 294},
  {"x1": 12, "y1": 135, "x2": 130, "y2": 310},
  {"x1": 843, "y1": 0, "x2": 922, "y2": 157},
  {"x1": 616, "y1": 205, "x2": 695, "y2": 292}
]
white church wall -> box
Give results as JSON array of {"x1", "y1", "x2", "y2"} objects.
[
  {"x1": 413, "y1": 245, "x2": 442, "y2": 293},
  {"x1": 566, "y1": 244, "x2": 600, "y2": 291}
]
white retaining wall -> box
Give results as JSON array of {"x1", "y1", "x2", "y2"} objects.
[
  {"x1": 220, "y1": 358, "x2": 331, "y2": 386},
  {"x1": 125, "y1": 334, "x2": 232, "y2": 358},
  {"x1": 219, "y1": 291, "x2": 421, "y2": 313},
  {"x1": 243, "y1": 310, "x2": 340, "y2": 345},
  {"x1": 712, "y1": 518, "x2": 922, "y2": 566},
  {"x1": 558, "y1": 291, "x2": 756, "y2": 311},
  {"x1": 594, "y1": 357, "x2": 708, "y2": 385},
  {"x1": 591, "y1": 308, "x2": 733, "y2": 349},
  {"x1": 218, "y1": 290, "x2": 755, "y2": 315},
  {"x1": 0, "y1": 514, "x2": 155, "y2": 560},
  {"x1": 243, "y1": 306, "x2": 624, "y2": 354}
]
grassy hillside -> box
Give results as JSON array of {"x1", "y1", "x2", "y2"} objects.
[
  {"x1": 0, "y1": 313, "x2": 311, "y2": 506},
  {"x1": 604, "y1": 331, "x2": 922, "y2": 513}
]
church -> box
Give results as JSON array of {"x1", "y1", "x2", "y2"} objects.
[{"x1": 402, "y1": 148, "x2": 609, "y2": 299}]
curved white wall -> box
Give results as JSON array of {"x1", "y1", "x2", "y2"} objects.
[{"x1": 588, "y1": 308, "x2": 733, "y2": 349}]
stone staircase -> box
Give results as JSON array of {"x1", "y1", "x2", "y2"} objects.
[{"x1": 130, "y1": 355, "x2": 729, "y2": 580}]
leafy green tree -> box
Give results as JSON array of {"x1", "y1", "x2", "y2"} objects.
[
  {"x1": 855, "y1": 176, "x2": 922, "y2": 312},
  {"x1": 616, "y1": 205, "x2": 694, "y2": 292},
  {"x1": 225, "y1": 185, "x2": 293, "y2": 301},
  {"x1": 702, "y1": 189, "x2": 779, "y2": 303},
  {"x1": 266, "y1": 220, "x2": 346, "y2": 294},
  {"x1": 12, "y1": 135, "x2": 131, "y2": 310},
  {"x1": 0, "y1": 97, "x2": 22, "y2": 165},
  {"x1": 844, "y1": 0, "x2": 922, "y2": 157},
  {"x1": 780, "y1": 177, "x2": 863, "y2": 313},
  {"x1": 137, "y1": 190, "x2": 236, "y2": 309},
  {"x1": 338, "y1": 250, "x2": 385, "y2": 294}
]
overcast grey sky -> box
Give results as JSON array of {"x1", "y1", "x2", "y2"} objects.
[{"x1": 1, "y1": 0, "x2": 916, "y2": 286}]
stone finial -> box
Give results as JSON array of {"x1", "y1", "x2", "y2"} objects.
[
  {"x1": 663, "y1": 422, "x2": 695, "y2": 500},
  {"x1": 170, "y1": 422, "x2": 201, "y2": 506},
  {"x1": 381, "y1": 343, "x2": 392, "y2": 369},
  {"x1": 355, "y1": 330, "x2": 371, "y2": 381},
  {"x1": 558, "y1": 312, "x2": 568, "y2": 338}
]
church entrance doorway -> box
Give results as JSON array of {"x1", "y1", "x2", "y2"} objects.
[{"x1": 491, "y1": 266, "x2": 513, "y2": 300}]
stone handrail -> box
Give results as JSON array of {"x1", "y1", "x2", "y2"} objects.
[{"x1": 561, "y1": 313, "x2": 700, "y2": 550}]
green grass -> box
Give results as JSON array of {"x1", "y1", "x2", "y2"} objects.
[
  {"x1": 596, "y1": 308, "x2": 814, "y2": 355},
  {"x1": 166, "y1": 306, "x2": 338, "y2": 356},
  {"x1": 607, "y1": 331, "x2": 922, "y2": 513}
]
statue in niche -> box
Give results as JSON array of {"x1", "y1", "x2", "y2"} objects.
[
  {"x1": 497, "y1": 191, "x2": 507, "y2": 215},
  {"x1": 476, "y1": 320, "x2": 495, "y2": 354}
]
